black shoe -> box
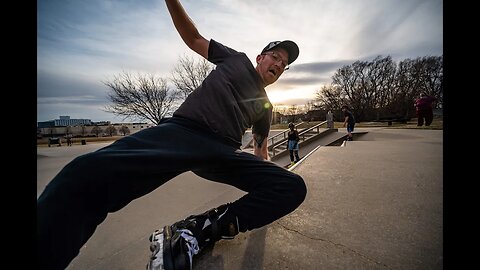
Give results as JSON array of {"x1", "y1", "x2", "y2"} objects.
[
  {"x1": 147, "y1": 225, "x2": 193, "y2": 270},
  {"x1": 147, "y1": 205, "x2": 238, "y2": 270}
]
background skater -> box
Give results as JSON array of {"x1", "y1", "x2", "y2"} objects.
[
  {"x1": 326, "y1": 110, "x2": 334, "y2": 129},
  {"x1": 342, "y1": 105, "x2": 355, "y2": 141},
  {"x1": 287, "y1": 122, "x2": 301, "y2": 166}
]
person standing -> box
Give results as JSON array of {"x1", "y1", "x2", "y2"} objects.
[
  {"x1": 414, "y1": 93, "x2": 437, "y2": 126},
  {"x1": 326, "y1": 110, "x2": 334, "y2": 129},
  {"x1": 287, "y1": 122, "x2": 301, "y2": 165},
  {"x1": 66, "y1": 135, "x2": 72, "y2": 146},
  {"x1": 342, "y1": 105, "x2": 355, "y2": 141},
  {"x1": 37, "y1": 1, "x2": 306, "y2": 269}
]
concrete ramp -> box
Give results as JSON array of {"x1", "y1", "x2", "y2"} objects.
[
  {"x1": 271, "y1": 130, "x2": 367, "y2": 168},
  {"x1": 37, "y1": 128, "x2": 442, "y2": 270},
  {"x1": 193, "y1": 128, "x2": 443, "y2": 269}
]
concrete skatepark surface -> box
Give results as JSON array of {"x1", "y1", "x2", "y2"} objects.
[{"x1": 37, "y1": 127, "x2": 443, "y2": 269}]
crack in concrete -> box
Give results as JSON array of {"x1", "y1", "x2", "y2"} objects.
[{"x1": 277, "y1": 222, "x2": 393, "y2": 269}]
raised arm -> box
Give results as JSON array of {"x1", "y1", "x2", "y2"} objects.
[{"x1": 165, "y1": 0, "x2": 209, "y2": 59}]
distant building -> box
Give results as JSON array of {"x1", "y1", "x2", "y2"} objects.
[
  {"x1": 37, "y1": 116, "x2": 92, "y2": 128},
  {"x1": 37, "y1": 116, "x2": 155, "y2": 137},
  {"x1": 92, "y1": 121, "x2": 111, "y2": 126}
]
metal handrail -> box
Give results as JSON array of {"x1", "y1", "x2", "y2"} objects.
[
  {"x1": 270, "y1": 121, "x2": 327, "y2": 156},
  {"x1": 297, "y1": 121, "x2": 327, "y2": 140},
  {"x1": 243, "y1": 122, "x2": 304, "y2": 150}
]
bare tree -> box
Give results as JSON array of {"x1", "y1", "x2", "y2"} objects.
[
  {"x1": 171, "y1": 54, "x2": 214, "y2": 99},
  {"x1": 119, "y1": 125, "x2": 130, "y2": 136},
  {"x1": 305, "y1": 101, "x2": 315, "y2": 112},
  {"x1": 315, "y1": 84, "x2": 344, "y2": 111},
  {"x1": 105, "y1": 125, "x2": 118, "y2": 136},
  {"x1": 81, "y1": 125, "x2": 87, "y2": 137},
  {"x1": 395, "y1": 58, "x2": 424, "y2": 118},
  {"x1": 286, "y1": 105, "x2": 299, "y2": 123},
  {"x1": 331, "y1": 56, "x2": 397, "y2": 121},
  {"x1": 104, "y1": 72, "x2": 180, "y2": 125},
  {"x1": 417, "y1": 56, "x2": 443, "y2": 108},
  {"x1": 91, "y1": 126, "x2": 103, "y2": 137},
  {"x1": 65, "y1": 126, "x2": 72, "y2": 136},
  {"x1": 311, "y1": 55, "x2": 442, "y2": 121},
  {"x1": 395, "y1": 55, "x2": 443, "y2": 117}
]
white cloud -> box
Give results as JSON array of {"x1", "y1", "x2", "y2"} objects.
[{"x1": 37, "y1": 0, "x2": 442, "y2": 122}]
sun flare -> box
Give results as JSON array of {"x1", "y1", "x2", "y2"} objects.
[{"x1": 266, "y1": 87, "x2": 317, "y2": 106}]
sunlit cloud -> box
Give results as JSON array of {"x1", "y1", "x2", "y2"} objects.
[{"x1": 37, "y1": 0, "x2": 442, "y2": 122}]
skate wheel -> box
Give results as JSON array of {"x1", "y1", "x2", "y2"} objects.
[{"x1": 150, "y1": 242, "x2": 160, "y2": 252}]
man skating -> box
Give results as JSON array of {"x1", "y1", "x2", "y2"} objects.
[{"x1": 37, "y1": 1, "x2": 306, "y2": 269}]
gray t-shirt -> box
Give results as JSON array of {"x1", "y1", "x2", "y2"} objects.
[{"x1": 173, "y1": 39, "x2": 272, "y2": 148}]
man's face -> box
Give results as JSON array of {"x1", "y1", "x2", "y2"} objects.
[{"x1": 256, "y1": 47, "x2": 289, "y2": 86}]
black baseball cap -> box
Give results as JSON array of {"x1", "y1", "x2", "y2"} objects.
[{"x1": 261, "y1": 40, "x2": 299, "y2": 65}]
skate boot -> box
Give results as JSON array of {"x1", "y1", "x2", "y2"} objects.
[{"x1": 147, "y1": 204, "x2": 239, "y2": 270}]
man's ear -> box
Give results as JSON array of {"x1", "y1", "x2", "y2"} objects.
[{"x1": 256, "y1": 54, "x2": 263, "y2": 65}]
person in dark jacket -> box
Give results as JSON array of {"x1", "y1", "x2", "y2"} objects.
[
  {"x1": 37, "y1": 1, "x2": 307, "y2": 269},
  {"x1": 287, "y1": 122, "x2": 301, "y2": 165},
  {"x1": 414, "y1": 93, "x2": 437, "y2": 126},
  {"x1": 342, "y1": 105, "x2": 355, "y2": 141}
]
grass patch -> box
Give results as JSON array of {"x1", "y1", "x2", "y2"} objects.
[
  {"x1": 271, "y1": 116, "x2": 443, "y2": 130},
  {"x1": 38, "y1": 117, "x2": 443, "y2": 146},
  {"x1": 37, "y1": 136, "x2": 125, "y2": 147}
]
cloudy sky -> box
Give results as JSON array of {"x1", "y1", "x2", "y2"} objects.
[{"x1": 37, "y1": 0, "x2": 443, "y2": 123}]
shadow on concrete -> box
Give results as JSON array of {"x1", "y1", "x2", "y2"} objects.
[
  {"x1": 240, "y1": 227, "x2": 267, "y2": 270},
  {"x1": 193, "y1": 227, "x2": 268, "y2": 270},
  {"x1": 193, "y1": 244, "x2": 225, "y2": 270}
]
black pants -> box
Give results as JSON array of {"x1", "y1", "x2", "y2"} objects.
[
  {"x1": 37, "y1": 117, "x2": 307, "y2": 269},
  {"x1": 417, "y1": 109, "x2": 433, "y2": 126},
  {"x1": 289, "y1": 150, "x2": 300, "y2": 162}
]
